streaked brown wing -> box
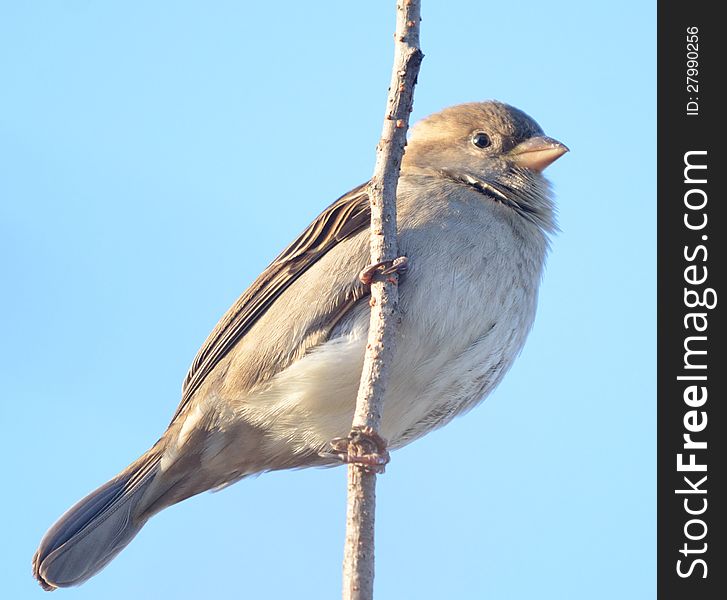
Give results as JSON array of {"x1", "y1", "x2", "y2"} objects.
[{"x1": 172, "y1": 182, "x2": 371, "y2": 423}]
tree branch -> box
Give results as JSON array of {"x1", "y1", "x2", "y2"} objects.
[{"x1": 342, "y1": 2, "x2": 422, "y2": 599}]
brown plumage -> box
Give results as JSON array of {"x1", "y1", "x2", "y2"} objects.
[{"x1": 33, "y1": 101, "x2": 567, "y2": 590}]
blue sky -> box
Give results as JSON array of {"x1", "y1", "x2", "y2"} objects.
[{"x1": 1, "y1": 2, "x2": 655, "y2": 598}]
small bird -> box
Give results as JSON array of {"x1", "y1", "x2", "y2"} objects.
[{"x1": 33, "y1": 101, "x2": 567, "y2": 590}]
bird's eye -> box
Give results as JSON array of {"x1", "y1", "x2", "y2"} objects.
[{"x1": 472, "y1": 132, "x2": 491, "y2": 148}]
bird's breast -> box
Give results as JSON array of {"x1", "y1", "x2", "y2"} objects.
[
  {"x1": 378, "y1": 197, "x2": 546, "y2": 445},
  {"x1": 233, "y1": 193, "x2": 548, "y2": 457}
]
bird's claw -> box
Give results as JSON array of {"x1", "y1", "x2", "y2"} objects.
[
  {"x1": 359, "y1": 256, "x2": 409, "y2": 285},
  {"x1": 321, "y1": 426, "x2": 390, "y2": 474}
]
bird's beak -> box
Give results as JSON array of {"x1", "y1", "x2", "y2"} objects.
[{"x1": 509, "y1": 136, "x2": 569, "y2": 171}]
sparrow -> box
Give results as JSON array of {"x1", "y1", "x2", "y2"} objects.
[{"x1": 33, "y1": 101, "x2": 567, "y2": 590}]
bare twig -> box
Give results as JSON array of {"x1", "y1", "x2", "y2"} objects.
[{"x1": 341, "y1": 2, "x2": 423, "y2": 599}]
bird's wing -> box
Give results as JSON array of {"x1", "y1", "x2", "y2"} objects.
[{"x1": 172, "y1": 183, "x2": 371, "y2": 423}]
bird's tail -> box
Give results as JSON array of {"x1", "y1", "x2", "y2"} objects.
[{"x1": 32, "y1": 446, "x2": 164, "y2": 591}]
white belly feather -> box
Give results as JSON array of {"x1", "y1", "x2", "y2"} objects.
[{"x1": 234, "y1": 195, "x2": 545, "y2": 455}]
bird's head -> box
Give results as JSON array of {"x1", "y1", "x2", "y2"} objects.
[{"x1": 403, "y1": 101, "x2": 568, "y2": 231}]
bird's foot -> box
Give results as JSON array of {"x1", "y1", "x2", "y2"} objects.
[
  {"x1": 322, "y1": 426, "x2": 390, "y2": 474},
  {"x1": 359, "y1": 256, "x2": 409, "y2": 285}
]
